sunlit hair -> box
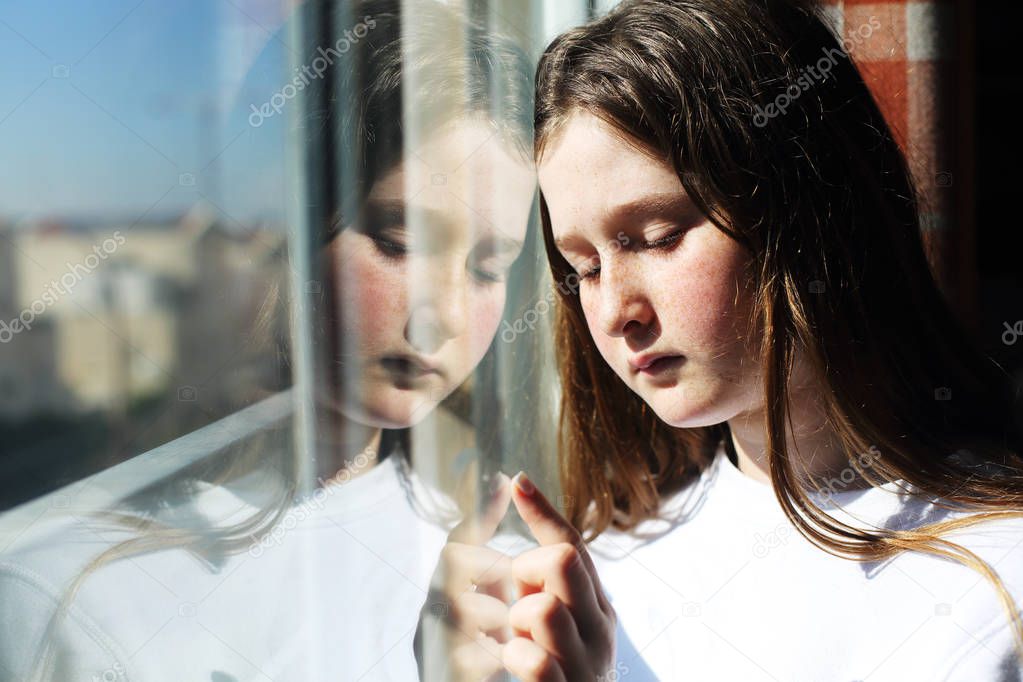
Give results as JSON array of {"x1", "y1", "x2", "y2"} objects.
[
  {"x1": 536, "y1": 0, "x2": 1023, "y2": 657},
  {"x1": 24, "y1": 1, "x2": 541, "y2": 679}
]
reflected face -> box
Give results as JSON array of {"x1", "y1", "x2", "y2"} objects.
[
  {"x1": 539, "y1": 112, "x2": 762, "y2": 427},
  {"x1": 325, "y1": 119, "x2": 535, "y2": 428}
]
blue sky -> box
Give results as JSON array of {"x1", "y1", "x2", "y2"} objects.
[{"x1": 0, "y1": 0, "x2": 292, "y2": 224}]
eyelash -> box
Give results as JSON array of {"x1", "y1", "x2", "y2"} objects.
[
  {"x1": 644, "y1": 229, "x2": 685, "y2": 250},
  {"x1": 471, "y1": 267, "x2": 505, "y2": 284},
  {"x1": 576, "y1": 229, "x2": 685, "y2": 280},
  {"x1": 371, "y1": 234, "x2": 511, "y2": 285},
  {"x1": 371, "y1": 234, "x2": 407, "y2": 258}
]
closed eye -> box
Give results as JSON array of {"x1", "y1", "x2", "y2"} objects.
[
  {"x1": 642, "y1": 229, "x2": 684, "y2": 250},
  {"x1": 370, "y1": 232, "x2": 408, "y2": 257},
  {"x1": 574, "y1": 255, "x2": 601, "y2": 280},
  {"x1": 567, "y1": 228, "x2": 685, "y2": 281}
]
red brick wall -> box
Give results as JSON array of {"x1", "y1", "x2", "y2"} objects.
[{"x1": 819, "y1": 0, "x2": 976, "y2": 327}]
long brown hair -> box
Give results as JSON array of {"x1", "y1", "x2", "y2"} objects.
[{"x1": 536, "y1": 0, "x2": 1023, "y2": 656}]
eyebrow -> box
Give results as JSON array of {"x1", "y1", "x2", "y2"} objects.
[{"x1": 553, "y1": 192, "x2": 696, "y2": 250}]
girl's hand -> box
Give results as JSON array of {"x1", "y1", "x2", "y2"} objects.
[
  {"x1": 504, "y1": 472, "x2": 617, "y2": 682},
  {"x1": 416, "y1": 474, "x2": 515, "y2": 681}
]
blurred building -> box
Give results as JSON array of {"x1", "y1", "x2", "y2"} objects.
[
  {"x1": 0, "y1": 221, "x2": 71, "y2": 420},
  {"x1": 0, "y1": 205, "x2": 287, "y2": 447}
]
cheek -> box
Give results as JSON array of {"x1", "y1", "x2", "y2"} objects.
[
  {"x1": 465, "y1": 289, "x2": 506, "y2": 356},
  {"x1": 656, "y1": 243, "x2": 752, "y2": 352},
  {"x1": 334, "y1": 241, "x2": 407, "y2": 345},
  {"x1": 659, "y1": 277, "x2": 738, "y2": 349},
  {"x1": 576, "y1": 246, "x2": 751, "y2": 360}
]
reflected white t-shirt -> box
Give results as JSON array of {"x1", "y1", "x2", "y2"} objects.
[
  {"x1": 590, "y1": 443, "x2": 1023, "y2": 681},
  {"x1": 0, "y1": 453, "x2": 455, "y2": 682}
]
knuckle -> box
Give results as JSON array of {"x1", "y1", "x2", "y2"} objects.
[
  {"x1": 527, "y1": 592, "x2": 563, "y2": 627},
  {"x1": 439, "y1": 543, "x2": 460, "y2": 567},
  {"x1": 510, "y1": 592, "x2": 564, "y2": 632},
  {"x1": 507, "y1": 594, "x2": 531, "y2": 625},
  {"x1": 540, "y1": 606, "x2": 565, "y2": 632},
  {"x1": 530, "y1": 652, "x2": 558, "y2": 679},
  {"x1": 553, "y1": 542, "x2": 581, "y2": 573},
  {"x1": 536, "y1": 591, "x2": 561, "y2": 616},
  {"x1": 597, "y1": 616, "x2": 616, "y2": 646}
]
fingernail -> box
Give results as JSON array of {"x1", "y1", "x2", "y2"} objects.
[
  {"x1": 512, "y1": 471, "x2": 535, "y2": 496},
  {"x1": 487, "y1": 472, "x2": 508, "y2": 495}
]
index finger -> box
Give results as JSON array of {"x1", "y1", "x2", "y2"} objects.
[{"x1": 510, "y1": 472, "x2": 605, "y2": 598}]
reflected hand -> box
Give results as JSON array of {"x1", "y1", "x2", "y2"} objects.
[
  {"x1": 502, "y1": 472, "x2": 617, "y2": 682},
  {"x1": 416, "y1": 473, "x2": 514, "y2": 681}
]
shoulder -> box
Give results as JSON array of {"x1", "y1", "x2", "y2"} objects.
[
  {"x1": 0, "y1": 513, "x2": 129, "y2": 596},
  {"x1": 878, "y1": 506, "x2": 1023, "y2": 677},
  {"x1": 0, "y1": 518, "x2": 136, "y2": 681},
  {"x1": 0, "y1": 477, "x2": 266, "y2": 681}
]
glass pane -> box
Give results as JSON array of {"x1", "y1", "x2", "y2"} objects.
[
  {"x1": 0, "y1": 0, "x2": 292, "y2": 509},
  {"x1": 0, "y1": 0, "x2": 570, "y2": 680}
]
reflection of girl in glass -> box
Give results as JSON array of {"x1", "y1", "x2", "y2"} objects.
[{"x1": 0, "y1": 1, "x2": 541, "y2": 680}]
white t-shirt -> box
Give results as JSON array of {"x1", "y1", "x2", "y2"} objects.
[
  {"x1": 0, "y1": 453, "x2": 457, "y2": 682},
  {"x1": 589, "y1": 442, "x2": 1023, "y2": 681}
]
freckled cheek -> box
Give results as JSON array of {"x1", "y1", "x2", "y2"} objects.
[
  {"x1": 656, "y1": 269, "x2": 746, "y2": 350},
  {"x1": 334, "y1": 247, "x2": 408, "y2": 346},
  {"x1": 464, "y1": 289, "x2": 506, "y2": 359}
]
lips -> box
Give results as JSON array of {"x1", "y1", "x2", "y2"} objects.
[
  {"x1": 629, "y1": 352, "x2": 685, "y2": 374},
  {"x1": 380, "y1": 353, "x2": 443, "y2": 378}
]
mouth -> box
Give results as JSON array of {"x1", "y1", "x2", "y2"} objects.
[
  {"x1": 379, "y1": 353, "x2": 443, "y2": 380},
  {"x1": 629, "y1": 353, "x2": 685, "y2": 375}
]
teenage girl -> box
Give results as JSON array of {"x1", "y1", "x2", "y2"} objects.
[{"x1": 425, "y1": 1, "x2": 1023, "y2": 680}]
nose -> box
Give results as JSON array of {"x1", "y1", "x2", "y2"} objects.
[
  {"x1": 596, "y1": 260, "x2": 653, "y2": 339},
  {"x1": 405, "y1": 260, "x2": 468, "y2": 354}
]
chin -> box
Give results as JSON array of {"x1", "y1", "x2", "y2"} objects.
[
  {"x1": 356, "y1": 385, "x2": 451, "y2": 429},
  {"x1": 316, "y1": 391, "x2": 440, "y2": 430},
  {"x1": 644, "y1": 390, "x2": 724, "y2": 430}
]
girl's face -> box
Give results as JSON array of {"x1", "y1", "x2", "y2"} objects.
[
  {"x1": 325, "y1": 119, "x2": 536, "y2": 428},
  {"x1": 539, "y1": 112, "x2": 763, "y2": 428}
]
